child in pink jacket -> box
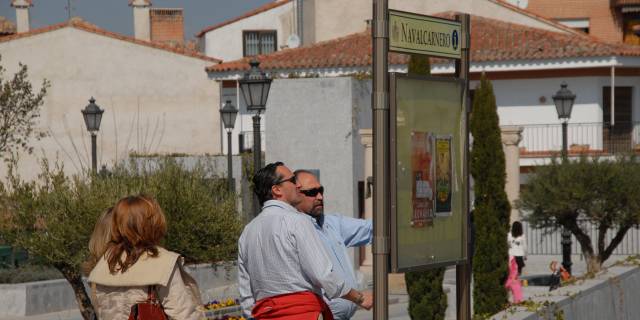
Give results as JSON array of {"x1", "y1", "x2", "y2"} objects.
[{"x1": 504, "y1": 256, "x2": 523, "y2": 303}]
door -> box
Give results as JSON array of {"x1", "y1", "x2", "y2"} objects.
[{"x1": 603, "y1": 87, "x2": 633, "y2": 153}]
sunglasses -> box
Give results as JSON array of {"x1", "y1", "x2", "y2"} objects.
[
  {"x1": 274, "y1": 175, "x2": 297, "y2": 186},
  {"x1": 300, "y1": 186, "x2": 324, "y2": 197}
]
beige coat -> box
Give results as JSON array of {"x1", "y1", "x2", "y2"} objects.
[{"x1": 88, "y1": 247, "x2": 201, "y2": 320}]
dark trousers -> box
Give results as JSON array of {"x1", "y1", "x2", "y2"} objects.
[{"x1": 515, "y1": 256, "x2": 525, "y2": 274}]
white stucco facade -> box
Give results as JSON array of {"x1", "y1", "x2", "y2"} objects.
[
  {"x1": 199, "y1": 0, "x2": 573, "y2": 63},
  {"x1": 202, "y1": 1, "x2": 294, "y2": 62},
  {"x1": 471, "y1": 75, "x2": 640, "y2": 166},
  {"x1": 0, "y1": 26, "x2": 221, "y2": 180},
  {"x1": 311, "y1": 0, "x2": 572, "y2": 43}
]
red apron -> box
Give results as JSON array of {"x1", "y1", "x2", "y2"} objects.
[{"x1": 252, "y1": 291, "x2": 334, "y2": 320}]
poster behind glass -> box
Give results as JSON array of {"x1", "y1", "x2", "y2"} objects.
[{"x1": 391, "y1": 74, "x2": 466, "y2": 272}]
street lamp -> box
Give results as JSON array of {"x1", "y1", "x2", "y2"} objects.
[
  {"x1": 239, "y1": 59, "x2": 272, "y2": 217},
  {"x1": 81, "y1": 97, "x2": 104, "y2": 173},
  {"x1": 220, "y1": 100, "x2": 238, "y2": 192},
  {"x1": 552, "y1": 82, "x2": 576, "y2": 275},
  {"x1": 553, "y1": 82, "x2": 576, "y2": 159}
]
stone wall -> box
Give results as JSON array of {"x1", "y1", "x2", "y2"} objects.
[
  {"x1": 0, "y1": 263, "x2": 237, "y2": 317},
  {"x1": 492, "y1": 265, "x2": 640, "y2": 320}
]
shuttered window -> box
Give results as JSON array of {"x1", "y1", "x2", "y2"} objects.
[{"x1": 243, "y1": 31, "x2": 277, "y2": 57}]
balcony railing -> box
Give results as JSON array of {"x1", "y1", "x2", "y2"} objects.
[
  {"x1": 519, "y1": 122, "x2": 640, "y2": 157},
  {"x1": 523, "y1": 220, "x2": 640, "y2": 256}
]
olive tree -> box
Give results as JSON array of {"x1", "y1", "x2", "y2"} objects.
[
  {"x1": 0, "y1": 158, "x2": 242, "y2": 319},
  {"x1": 518, "y1": 156, "x2": 640, "y2": 273}
]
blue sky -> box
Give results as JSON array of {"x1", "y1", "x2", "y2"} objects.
[{"x1": 0, "y1": 0, "x2": 273, "y2": 40}]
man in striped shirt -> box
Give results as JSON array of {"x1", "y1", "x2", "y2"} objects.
[{"x1": 238, "y1": 162, "x2": 373, "y2": 319}]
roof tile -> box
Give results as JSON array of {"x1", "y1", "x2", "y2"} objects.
[
  {"x1": 207, "y1": 13, "x2": 640, "y2": 73},
  {"x1": 0, "y1": 18, "x2": 221, "y2": 63}
]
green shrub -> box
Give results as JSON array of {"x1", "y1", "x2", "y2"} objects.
[
  {"x1": 405, "y1": 268, "x2": 447, "y2": 320},
  {"x1": 0, "y1": 157, "x2": 242, "y2": 319},
  {"x1": 0, "y1": 264, "x2": 62, "y2": 283}
]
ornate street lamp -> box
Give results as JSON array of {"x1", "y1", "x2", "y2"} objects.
[
  {"x1": 220, "y1": 100, "x2": 239, "y2": 192},
  {"x1": 239, "y1": 59, "x2": 272, "y2": 217},
  {"x1": 81, "y1": 97, "x2": 104, "y2": 173},
  {"x1": 552, "y1": 82, "x2": 576, "y2": 275}
]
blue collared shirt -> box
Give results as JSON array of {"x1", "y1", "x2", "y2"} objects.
[{"x1": 304, "y1": 213, "x2": 373, "y2": 320}]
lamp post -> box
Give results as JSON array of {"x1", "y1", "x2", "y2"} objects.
[
  {"x1": 81, "y1": 97, "x2": 104, "y2": 173},
  {"x1": 552, "y1": 82, "x2": 576, "y2": 274},
  {"x1": 239, "y1": 59, "x2": 272, "y2": 217},
  {"x1": 220, "y1": 100, "x2": 239, "y2": 192}
]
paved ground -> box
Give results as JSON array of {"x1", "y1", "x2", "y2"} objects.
[{"x1": 4, "y1": 254, "x2": 630, "y2": 320}]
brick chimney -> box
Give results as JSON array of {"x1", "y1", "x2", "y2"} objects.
[
  {"x1": 11, "y1": 0, "x2": 32, "y2": 33},
  {"x1": 150, "y1": 8, "x2": 184, "y2": 46},
  {"x1": 130, "y1": 0, "x2": 151, "y2": 41}
]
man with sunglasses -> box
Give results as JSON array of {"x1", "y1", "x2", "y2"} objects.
[
  {"x1": 293, "y1": 170, "x2": 373, "y2": 320},
  {"x1": 238, "y1": 162, "x2": 373, "y2": 320}
]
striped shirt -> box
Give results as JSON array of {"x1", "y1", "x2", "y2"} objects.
[{"x1": 238, "y1": 200, "x2": 351, "y2": 317}]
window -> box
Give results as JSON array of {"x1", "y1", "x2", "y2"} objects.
[
  {"x1": 555, "y1": 18, "x2": 589, "y2": 34},
  {"x1": 243, "y1": 31, "x2": 277, "y2": 57},
  {"x1": 622, "y1": 13, "x2": 640, "y2": 45}
]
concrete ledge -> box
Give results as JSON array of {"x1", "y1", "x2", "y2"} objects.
[
  {"x1": 492, "y1": 264, "x2": 640, "y2": 320},
  {"x1": 0, "y1": 262, "x2": 237, "y2": 317}
]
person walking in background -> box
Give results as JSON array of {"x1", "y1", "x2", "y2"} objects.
[
  {"x1": 238, "y1": 162, "x2": 373, "y2": 320},
  {"x1": 508, "y1": 221, "x2": 527, "y2": 275},
  {"x1": 88, "y1": 195, "x2": 201, "y2": 320},
  {"x1": 293, "y1": 170, "x2": 372, "y2": 320}
]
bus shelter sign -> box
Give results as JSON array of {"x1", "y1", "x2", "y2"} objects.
[{"x1": 389, "y1": 10, "x2": 462, "y2": 59}]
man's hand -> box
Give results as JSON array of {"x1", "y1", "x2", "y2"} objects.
[{"x1": 359, "y1": 291, "x2": 373, "y2": 310}]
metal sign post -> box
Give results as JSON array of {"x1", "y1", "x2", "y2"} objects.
[
  {"x1": 372, "y1": 1, "x2": 389, "y2": 319},
  {"x1": 455, "y1": 14, "x2": 471, "y2": 320},
  {"x1": 373, "y1": 3, "x2": 471, "y2": 319}
]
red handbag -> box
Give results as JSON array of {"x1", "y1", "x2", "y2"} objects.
[{"x1": 128, "y1": 286, "x2": 168, "y2": 320}]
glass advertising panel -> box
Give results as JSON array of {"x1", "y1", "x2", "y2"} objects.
[{"x1": 391, "y1": 74, "x2": 467, "y2": 272}]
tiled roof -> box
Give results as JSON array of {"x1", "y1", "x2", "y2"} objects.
[
  {"x1": 612, "y1": 0, "x2": 640, "y2": 6},
  {"x1": 0, "y1": 18, "x2": 221, "y2": 63},
  {"x1": 195, "y1": 0, "x2": 291, "y2": 38},
  {"x1": 207, "y1": 13, "x2": 640, "y2": 73},
  {"x1": 0, "y1": 17, "x2": 16, "y2": 35}
]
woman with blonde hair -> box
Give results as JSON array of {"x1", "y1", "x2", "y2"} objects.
[
  {"x1": 83, "y1": 207, "x2": 113, "y2": 276},
  {"x1": 88, "y1": 194, "x2": 201, "y2": 320}
]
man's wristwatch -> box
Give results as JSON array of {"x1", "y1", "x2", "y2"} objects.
[{"x1": 355, "y1": 292, "x2": 365, "y2": 305}]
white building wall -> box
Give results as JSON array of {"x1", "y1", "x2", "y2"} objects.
[
  {"x1": 473, "y1": 76, "x2": 640, "y2": 154},
  {"x1": 265, "y1": 77, "x2": 370, "y2": 219},
  {"x1": 311, "y1": 0, "x2": 572, "y2": 43},
  {"x1": 0, "y1": 27, "x2": 221, "y2": 180},
  {"x1": 203, "y1": 2, "x2": 294, "y2": 62},
  {"x1": 201, "y1": 0, "x2": 571, "y2": 62}
]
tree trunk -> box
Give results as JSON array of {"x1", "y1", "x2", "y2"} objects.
[
  {"x1": 563, "y1": 217, "x2": 601, "y2": 273},
  {"x1": 585, "y1": 254, "x2": 602, "y2": 274},
  {"x1": 600, "y1": 225, "x2": 631, "y2": 264},
  {"x1": 55, "y1": 263, "x2": 96, "y2": 320}
]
